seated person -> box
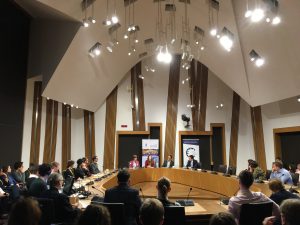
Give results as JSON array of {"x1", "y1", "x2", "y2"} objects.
[
  {"x1": 51, "y1": 161, "x2": 60, "y2": 174},
  {"x1": 76, "y1": 204, "x2": 111, "y2": 225},
  {"x1": 162, "y1": 155, "x2": 174, "y2": 168},
  {"x1": 139, "y1": 198, "x2": 164, "y2": 225},
  {"x1": 270, "y1": 161, "x2": 293, "y2": 185},
  {"x1": 156, "y1": 176, "x2": 179, "y2": 206},
  {"x1": 247, "y1": 159, "x2": 254, "y2": 171},
  {"x1": 268, "y1": 179, "x2": 299, "y2": 206},
  {"x1": 74, "y1": 159, "x2": 86, "y2": 180},
  {"x1": 228, "y1": 170, "x2": 280, "y2": 223},
  {"x1": 24, "y1": 163, "x2": 35, "y2": 181},
  {"x1": 129, "y1": 155, "x2": 140, "y2": 169},
  {"x1": 82, "y1": 157, "x2": 91, "y2": 177},
  {"x1": 11, "y1": 161, "x2": 25, "y2": 184},
  {"x1": 25, "y1": 164, "x2": 39, "y2": 190},
  {"x1": 29, "y1": 163, "x2": 51, "y2": 197},
  {"x1": 249, "y1": 160, "x2": 266, "y2": 182},
  {"x1": 41, "y1": 172, "x2": 80, "y2": 224},
  {"x1": 89, "y1": 156, "x2": 101, "y2": 174},
  {"x1": 64, "y1": 160, "x2": 75, "y2": 179},
  {"x1": 104, "y1": 169, "x2": 141, "y2": 225},
  {"x1": 209, "y1": 212, "x2": 237, "y2": 225},
  {"x1": 0, "y1": 165, "x2": 16, "y2": 187},
  {"x1": 186, "y1": 155, "x2": 200, "y2": 169},
  {"x1": 145, "y1": 155, "x2": 155, "y2": 168}
]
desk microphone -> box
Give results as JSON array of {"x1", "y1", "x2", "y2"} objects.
[
  {"x1": 92, "y1": 186, "x2": 103, "y2": 194},
  {"x1": 187, "y1": 187, "x2": 192, "y2": 200},
  {"x1": 175, "y1": 187, "x2": 194, "y2": 206},
  {"x1": 139, "y1": 188, "x2": 145, "y2": 201}
]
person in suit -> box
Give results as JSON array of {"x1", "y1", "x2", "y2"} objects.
[
  {"x1": 104, "y1": 169, "x2": 142, "y2": 225},
  {"x1": 41, "y1": 172, "x2": 80, "y2": 224},
  {"x1": 64, "y1": 160, "x2": 75, "y2": 179},
  {"x1": 145, "y1": 155, "x2": 155, "y2": 168},
  {"x1": 11, "y1": 161, "x2": 25, "y2": 184},
  {"x1": 25, "y1": 164, "x2": 39, "y2": 190},
  {"x1": 29, "y1": 163, "x2": 51, "y2": 197},
  {"x1": 89, "y1": 156, "x2": 100, "y2": 174},
  {"x1": 129, "y1": 155, "x2": 140, "y2": 169},
  {"x1": 139, "y1": 199, "x2": 164, "y2": 225},
  {"x1": 74, "y1": 159, "x2": 86, "y2": 180},
  {"x1": 186, "y1": 155, "x2": 200, "y2": 169},
  {"x1": 156, "y1": 176, "x2": 179, "y2": 206},
  {"x1": 161, "y1": 155, "x2": 174, "y2": 168}
]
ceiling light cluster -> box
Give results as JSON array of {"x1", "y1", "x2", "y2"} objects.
[
  {"x1": 216, "y1": 103, "x2": 224, "y2": 109},
  {"x1": 47, "y1": 98, "x2": 79, "y2": 109},
  {"x1": 249, "y1": 50, "x2": 265, "y2": 67},
  {"x1": 209, "y1": 0, "x2": 220, "y2": 38},
  {"x1": 88, "y1": 42, "x2": 102, "y2": 58},
  {"x1": 102, "y1": 0, "x2": 119, "y2": 26},
  {"x1": 219, "y1": 27, "x2": 234, "y2": 52},
  {"x1": 156, "y1": 45, "x2": 172, "y2": 64},
  {"x1": 82, "y1": 0, "x2": 96, "y2": 27}
]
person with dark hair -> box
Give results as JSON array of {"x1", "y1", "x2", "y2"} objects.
[
  {"x1": 25, "y1": 164, "x2": 39, "y2": 189},
  {"x1": 247, "y1": 159, "x2": 254, "y2": 171},
  {"x1": 28, "y1": 163, "x2": 51, "y2": 197},
  {"x1": 139, "y1": 198, "x2": 164, "y2": 225},
  {"x1": 0, "y1": 165, "x2": 16, "y2": 187},
  {"x1": 268, "y1": 179, "x2": 299, "y2": 205},
  {"x1": 24, "y1": 163, "x2": 35, "y2": 181},
  {"x1": 104, "y1": 169, "x2": 142, "y2": 225},
  {"x1": 209, "y1": 212, "x2": 237, "y2": 225},
  {"x1": 8, "y1": 197, "x2": 41, "y2": 225},
  {"x1": 249, "y1": 160, "x2": 266, "y2": 182},
  {"x1": 156, "y1": 177, "x2": 179, "y2": 206},
  {"x1": 82, "y1": 157, "x2": 91, "y2": 177},
  {"x1": 89, "y1": 156, "x2": 100, "y2": 174},
  {"x1": 270, "y1": 162, "x2": 293, "y2": 185},
  {"x1": 162, "y1": 155, "x2": 174, "y2": 168},
  {"x1": 76, "y1": 204, "x2": 111, "y2": 225},
  {"x1": 11, "y1": 161, "x2": 25, "y2": 184},
  {"x1": 228, "y1": 170, "x2": 280, "y2": 222},
  {"x1": 145, "y1": 155, "x2": 155, "y2": 168},
  {"x1": 186, "y1": 155, "x2": 200, "y2": 169},
  {"x1": 129, "y1": 155, "x2": 140, "y2": 169},
  {"x1": 51, "y1": 161, "x2": 60, "y2": 174},
  {"x1": 74, "y1": 159, "x2": 86, "y2": 180},
  {"x1": 64, "y1": 160, "x2": 75, "y2": 179}
]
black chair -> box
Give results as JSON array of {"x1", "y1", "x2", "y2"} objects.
[
  {"x1": 91, "y1": 202, "x2": 125, "y2": 225},
  {"x1": 239, "y1": 202, "x2": 273, "y2": 225},
  {"x1": 163, "y1": 206, "x2": 185, "y2": 225},
  {"x1": 228, "y1": 166, "x2": 236, "y2": 175},
  {"x1": 265, "y1": 170, "x2": 272, "y2": 180},
  {"x1": 218, "y1": 165, "x2": 227, "y2": 174},
  {"x1": 291, "y1": 173, "x2": 299, "y2": 186},
  {"x1": 36, "y1": 198, "x2": 55, "y2": 225}
]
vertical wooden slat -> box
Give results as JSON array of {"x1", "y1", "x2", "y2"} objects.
[
  {"x1": 51, "y1": 101, "x2": 58, "y2": 161},
  {"x1": 164, "y1": 54, "x2": 181, "y2": 159},
  {"x1": 104, "y1": 87, "x2": 118, "y2": 169},
  {"x1": 229, "y1": 92, "x2": 240, "y2": 167},
  {"x1": 198, "y1": 62, "x2": 208, "y2": 131},
  {"x1": 250, "y1": 106, "x2": 267, "y2": 171},
  {"x1": 84, "y1": 110, "x2": 96, "y2": 160},
  {"x1": 62, "y1": 104, "x2": 71, "y2": 169},
  {"x1": 29, "y1": 81, "x2": 43, "y2": 165}
]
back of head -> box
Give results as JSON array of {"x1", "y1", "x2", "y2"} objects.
[
  {"x1": 47, "y1": 172, "x2": 63, "y2": 189},
  {"x1": 249, "y1": 161, "x2": 258, "y2": 169},
  {"x1": 77, "y1": 159, "x2": 83, "y2": 167},
  {"x1": 38, "y1": 163, "x2": 51, "y2": 177},
  {"x1": 77, "y1": 205, "x2": 111, "y2": 225},
  {"x1": 140, "y1": 198, "x2": 164, "y2": 225},
  {"x1": 280, "y1": 199, "x2": 300, "y2": 225},
  {"x1": 14, "y1": 161, "x2": 23, "y2": 171},
  {"x1": 268, "y1": 179, "x2": 284, "y2": 192},
  {"x1": 157, "y1": 177, "x2": 171, "y2": 196},
  {"x1": 238, "y1": 170, "x2": 254, "y2": 189},
  {"x1": 117, "y1": 169, "x2": 130, "y2": 183},
  {"x1": 67, "y1": 160, "x2": 75, "y2": 169},
  {"x1": 209, "y1": 212, "x2": 237, "y2": 225},
  {"x1": 51, "y1": 161, "x2": 59, "y2": 169},
  {"x1": 29, "y1": 164, "x2": 38, "y2": 175},
  {"x1": 8, "y1": 197, "x2": 41, "y2": 225}
]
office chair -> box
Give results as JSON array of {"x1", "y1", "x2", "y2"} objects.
[
  {"x1": 163, "y1": 206, "x2": 185, "y2": 225},
  {"x1": 239, "y1": 202, "x2": 273, "y2": 225},
  {"x1": 218, "y1": 165, "x2": 227, "y2": 174},
  {"x1": 92, "y1": 202, "x2": 125, "y2": 225}
]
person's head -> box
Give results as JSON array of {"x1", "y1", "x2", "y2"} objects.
[
  {"x1": 272, "y1": 161, "x2": 283, "y2": 172},
  {"x1": 14, "y1": 161, "x2": 24, "y2": 173},
  {"x1": 2, "y1": 165, "x2": 11, "y2": 173},
  {"x1": 280, "y1": 199, "x2": 300, "y2": 225},
  {"x1": 76, "y1": 204, "x2": 111, "y2": 225},
  {"x1": 140, "y1": 199, "x2": 164, "y2": 225},
  {"x1": 82, "y1": 157, "x2": 89, "y2": 164},
  {"x1": 29, "y1": 164, "x2": 38, "y2": 175},
  {"x1": 147, "y1": 155, "x2": 152, "y2": 161},
  {"x1": 249, "y1": 161, "x2": 258, "y2": 172},
  {"x1": 133, "y1": 155, "x2": 138, "y2": 161},
  {"x1": 268, "y1": 179, "x2": 284, "y2": 193},
  {"x1": 48, "y1": 172, "x2": 64, "y2": 190},
  {"x1": 156, "y1": 177, "x2": 171, "y2": 198},
  {"x1": 209, "y1": 212, "x2": 237, "y2": 225},
  {"x1": 188, "y1": 155, "x2": 194, "y2": 161},
  {"x1": 38, "y1": 163, "x2": 51, "y2": 178},
  {"x1": 238, "y1": 170, "x2": 254, "y2": 189},
  {"x1": 51, "y1": 161, "x2": 60, "y2": 173},
  {"x1": 167, "y1": 155, "x2": 173, "y2": 161},
  {"x1": 8, "y1": 197, "x2": 41, "y2": 225},
  {"x1": 77, "y1": 159, "x2": 84, "y2": 168},
  {"x1": 67, "y1": 160, "x2": 75, "y2": 169},
  {"x1": 117, "y1": 169, "x2": 130, "y2": 184},
  {"x1": 92, "y1": 156, "x2": 98, "y2": 163}
]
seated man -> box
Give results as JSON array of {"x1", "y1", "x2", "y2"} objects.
[
  {"x1": 104, "y1": 169, "x2": 142, "y2": 225},
  {"x1": 270, "y1": 161, "x2": 293, "y2": 185},
  {"x1": 186, "y1": 155, "x2": 201, "y2": 169},
  {"x1": 11, "y1": 161, "x2": 25, "y2": 184},
  {"x1": 140, "y1": 198, "x2": 164, "y2": 225},
  {"x1": 29, "y1": 163, "x2": 51, "y2": 197},
  {"x1": 228, "y1": 170, "x2": 280, "y2": 222},
  {"x1": 162, "y1": 155, "x2": 174, "y2": 168},
  {"x1": 89, "y1": 156, "x2": 100, "y2": 174}
]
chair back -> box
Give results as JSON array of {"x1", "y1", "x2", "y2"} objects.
[
  {"x1": 163, "y1": 206, "x2": 185, "y2": 225},
  {"x1": 291, "y1": 173, "x2": 299, "y2": 186},
  {"x1": 265, "y1": 170, "x2": 272, "y2": 180},
  {"x1": 36, "y1": 198, "x2": 55, "y2": 225},
  {"x1": 218, "y1": 165, "x2": 227, "y2": 174},
  {"x1": 92, "y1": 202, "x2": 125, "y2": 225},
  {"x1": 239, "y1": 202, "x2": 273, "y2": 225},
  {"x1": 228, "y1": 166, "x2": 236, "y2": 175}
]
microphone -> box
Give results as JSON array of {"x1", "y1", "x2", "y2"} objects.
[
  {"x1": 139, "y1": 188, "x2": 145, "y2": 201},
  {"x1": 92, "y1": 185, "x2": 103, "y2": 194},
  {"x1": 187, "y1": 187, "x2": 192, "y2": 200},
  {"x1": 176, "y1": 187, "x2": 195, "y2": 206}
]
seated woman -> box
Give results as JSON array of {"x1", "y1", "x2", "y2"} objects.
[
  {"x1": 64, "y1": 160, "x2": 75, "y2": 179},
  {"x1": 156, "y1": 177, "x2": 180, "y2": 206},
  {"x1": 0, "y1": 165, "x2": 16, "y2": 187},
  {"x1": 76, "y1": 204, "x2": 111, "y2": 225},
  {"x1": 145, "y1": 155, "x2": 155, "y2": 168},
  {"x1": 268, "y1": 179, "x2": 299, "y2": 205},
  {"x1": 129, "y1": 155, "x2": 140, "y2": 169}
]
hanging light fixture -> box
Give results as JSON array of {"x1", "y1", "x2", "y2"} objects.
[
  {"x1": 208, "y1": 0, "x2": 220, "y2": 37},
  {"x1": 82, "y1": 0, "x2": 89, "y2": 27},
  {"x1": 111, "y1": 0, "x2": 119, "y2": 24},
  {"x1": 103, "y1": 0, "x2": 112, "y2": 26},
  {"x1": 219, "y1": 27, "x2": 234, "y2": 52},
  {"x1": 88, "y1": 42, "x2": 102, "y2": 58}
]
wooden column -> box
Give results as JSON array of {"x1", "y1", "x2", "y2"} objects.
[
  {"x1": 229, "y1": 92, "x2": 240, "y2": 168},
  {"x1": 164, "y1": 54, "x2": 181, "y2": 159},
  {"x1": 43, "y1": 99, "x2": 58, "y2": 163},
  {"x1": 250, "y1": 106, "x2": 267, "y2": 171},
  {"x1": 104, "y1": 87, "x2": 118, "y2": 169},
  {"x1": 62, "y1": 104, "x2": 71, "y2": 169},
  {"x1": 84, "y1": 110, "x2": 96, "y2": 161},
  {"x1": 131, "y1": 61, "x2": 145, "y2": 131},
  {"x1": 29, "y1": 81, "x2": 43, "y2": 164}
]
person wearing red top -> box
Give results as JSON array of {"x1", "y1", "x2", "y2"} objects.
[
  {"x1": 145, "y1": 155, "x2": 155, "y2": 168},
  {"x1": 129, "y1": 155, "x2": 140, "y2": 169}
]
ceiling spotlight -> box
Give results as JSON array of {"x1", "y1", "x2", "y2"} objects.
[
  {"x1": 244, "y1": 10, "x2": 252, "y2": 18},
  {"x1": 255, "y1": 58, "x2": 265, "y2": 67},
  {"x1": 76, "y1": 106, "x2": 79, "y2": 109},
  {"x1": 200, "y1": 46, "x2": 205, "y2": 51},
  {"x1": 135, "y1": 39, "x2": 139, "y2": 43},
  {"x1": 216, "y1": 105, "x2": 219, "y2": 109},
  {"x1": 219, "y1": 27, "x2": 234, "y2": 52},
  {"x1": 195, "y1": 41, "x2": 199, "y2": 45},
  {"x1": 249, "y1": 49, "x2": 265, "y2": 67},
  {"x1": 138, "y1": 74, "x2": 144, "y2": 80},
  {"x1": 133, "y1": 48, "x2": 136, "y2": 52},
  {"x1": 272, "y1": 16, "x2": 281, "y2": 25},
  {"x1": 124, "y1": 34, "x2": 128, "y2": 39},
  {"x1": 82, "y1": 19, "x2": 89, "y2": 27},
  {"x1": 128, "y1": 52, "x2": 131, "y2": 56},
  {"x1": 251, "y1": 8, "x2": 265, "y2": 22},
  {"x1": 88, "y1": 42, "x2": 102, "y2": 58},
  {"x1": 156, "y1": 45, "x2": 172, "y2": 64},
  {"x1": 46, "y1": 97, "x2": 50, "y2": 100},
  {"x1": 266, "y1": 17, "x2": 271, "y2": 23},
  {"x1": 88, "y1": 17, "x2": 96, "y2": 24},
  {"x1": 128, "y1": 27, "x2": 132, "y2": 32},
  {"x1": 63, "y1": 102, "x2": 66, "y2": 105},
  {"x1": 103, "y1": 19, "x2": 112, "y2": 26},
  {"x1": 210, "y1": 28, "x2": 217, "y2": 36},
  {"x1": 182, "y1": 80, "x2": 185, "y2": 84},
  {"x1": 111, "y1": 15, "x2": 119, "y2": 24},
  {"x1": 216, "y1": 34, "x2": 220, "y2": 39},
  {"x1": 71, "y1": 104, "x2": 74, "y2": 107},
  {"x1": 220, "y1": 103, "x2": 224, "y2": 107},
  {"x1": 171, "y1": 38, "x2": 176, "y2": 44},
  {"x1": 131, "y1": 26, "x2": 136, "y2": 31},
  {"x1": 297, "y1": 97, "x2": 300, "y2": 103},
  {"x1": 106, "y1": 46, "x2": 113, "y2": 53}
]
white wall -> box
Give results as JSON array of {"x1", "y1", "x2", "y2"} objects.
[{"x1": 94, "y1": 102, "x2": 106, "y2": 171}]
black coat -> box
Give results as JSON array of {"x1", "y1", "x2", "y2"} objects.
[
  {"x1": 74, "y1": 167, "x2": 85, "y2": 180},
  {"x1": 63, "y1": 168, "x2": 74, "y2": 179},
  {"x1": 162, "y1": 160, "x2": 174, "y2": 168},
  {"x1": 186, "y1": 159, "x2": 201, "y2": 169},
  {"x1": 270, "y1": 189, "x2": 300, "y2": 206}
]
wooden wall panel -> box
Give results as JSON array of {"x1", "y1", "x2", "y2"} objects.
[
  {"x1": 104, "y1": 87, "x2": 118, "y2": 169},
  {"x1": 229, "y1": 92, "x2": 240, "y2": 168},
  {"x1": 29, "y1": 81, "x2": 43, "y2": 165},
  {"x1": 164, "y1": 54, "x2": 181, "y2": 159},
  {"x1": 43, "y1": 100, "x2": 58, "y2": 163},
  {"x1": 131, "y1": 61, "x2": 145, "y2": 131},
  {"x1": 84, "y1": 110, "x2": 96, "y2": 160},
  {"x1": 250, "y1": 106, "x2": 267, "y2": 171},
  {"x1": 62, "y1": 104, "x2": 71, "y2": 169},
  {"x1": 198, "y1": 62, "x2": 208, "y2": 131}
]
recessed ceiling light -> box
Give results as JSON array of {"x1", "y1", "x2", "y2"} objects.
[{"x1": 251, "y1": 9, "x2": 265, "y2": 23}]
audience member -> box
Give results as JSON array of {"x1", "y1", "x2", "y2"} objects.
[
  {"x1": 156, "y1": 177, "x2": 179, "y2": 206},
  {"x1": 24, "y1": 163, "x2": 35, "y2": 181},
  {"x1": 129, "y1": 155, "x2": 140, "y2": 169},
  {"x1": 275, "y1": 157, "x2": 283, "y2": 164},
  {"x1": 145, "y1": 155, "x2": 155, "y2": 168},
  {"x1": 209, "y1": 212, "x2": 237, "y2": 225},
  {"x1": 51, "y1": 161, "x2": 60, "y2": 174},
  {"x1": 249, "y1": 160, "x2": 266, "y2": 182},
  {"x1": 296, "y1": 163, "x2": 300, "y2": 174},
  {"x1": 270, "y1": 162, "x2": 293, "y2": 185},
  {"x1": 41, "y1": 172, "x2": 80, "y2": 224},
  {"x1": 76, "y1": 204, "x2": 111, "y2": 225},
  {"x1": 28, "y1": 163, "x2": 51, "y2": 197},
  {"x1": 104, "y1": 169, "x2": 142, "y2": 225},
  {"x1": 228, "y1": 170, "x2": 280, "y2": 222},
  {"x1": 74, "y1": 159, "x2": 86, "y2": 180},
  {"x1": 139, "y1": 198, "x2": 164, "y2": 225},
  {"x1": 82, "y1": 157, "x2": 91, "y2": 177},
  {"x1": 0, "y1": 166, "x2": 16, "y2": 187},
  {"x1": 268, "y1": 179, "x2": 299, "y2": 205},
  {"x1": 64, "y1": 160, "x2": 75, "y2": 179},
  {"x1": 162, "y1": 155, "x2": 174, "y2": 168},
  {"x1": 89, "y1": 156, "x2": 100, "y2": 174},
  {"x1": 11, "y1": 161, "x2": 25, "y2": 184},
  {"x1": 186, "y1": 155, "x2": 201, "y2": 169},
  {"x1": 247, "y1": 159, "x2": 254, "y2": 171},
  {"x1": 25, "y1": 164, "x2": 38, "y2": 190},
  {"x1": 7, "y1": 197, "x2": 41, "y2": 225}
]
